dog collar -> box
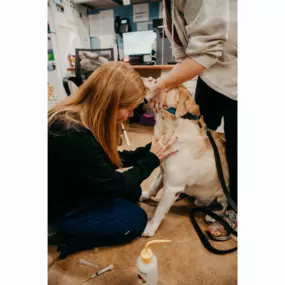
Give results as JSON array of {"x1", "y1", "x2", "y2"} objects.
[{"x1": 165, "y1": 107, "x2": 201, "y2": 121}]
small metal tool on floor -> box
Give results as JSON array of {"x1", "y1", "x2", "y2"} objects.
[{"x1": 83, "y1": 264, "x2": 114, "y2": 282}]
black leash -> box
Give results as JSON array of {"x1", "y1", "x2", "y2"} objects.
[
  {"x1": 189, "y1": 207, "x2": 237, "y2": 254},
  {"x1": 206, "y1": 129, "x2": 237, "y2": 213},
  {"x1": 188, "y1": 128, "x2": 237, "y2": 254}
]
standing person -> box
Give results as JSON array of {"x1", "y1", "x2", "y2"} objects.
[{"x1": 148, "y1": 0, "x2": 237, "y2": 239}]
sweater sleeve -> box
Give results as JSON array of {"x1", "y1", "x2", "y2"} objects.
[
  {"x1": 119, "y1": 143, "x2": 151, "y2": 168},
  {"x1": 60, "y1": 132, "x2": 159, "y2": 201},
  {"x1": 183, "y1": 0, "x2": 229, "y2": 68}
]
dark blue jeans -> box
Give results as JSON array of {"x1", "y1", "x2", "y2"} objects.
[{"x1": 49, "y1": 198, "x2": 147, "y2": 259}]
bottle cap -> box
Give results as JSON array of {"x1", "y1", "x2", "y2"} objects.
[{"x1": 140, "y1": 239, "x2": 172, "y2": 264}]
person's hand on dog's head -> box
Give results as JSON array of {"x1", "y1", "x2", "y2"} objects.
[{"x1": 148, "y1": 78, "x2": 168, "y2": 111}]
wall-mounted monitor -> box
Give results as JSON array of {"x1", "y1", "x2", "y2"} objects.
[{"x1": 123, "y1": 31, "x2": 156, "y2": 56}]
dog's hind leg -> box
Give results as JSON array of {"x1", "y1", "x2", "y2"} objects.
[
  {"x1": 140, "y1": 168, "x2": 163, "y2": 201},
  {"x1": 142, "y1": 185, "x2": 182, "y2": 237}
]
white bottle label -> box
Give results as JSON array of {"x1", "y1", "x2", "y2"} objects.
[{"x1": 137, "y1": 269, "x2": 148, "y2": 284}]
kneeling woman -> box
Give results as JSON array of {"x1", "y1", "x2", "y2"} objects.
[{"x1": 48, "y1": 62, "x2": 177, "y2": 258}]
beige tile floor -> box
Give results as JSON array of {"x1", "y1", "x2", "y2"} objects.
[{"x1": 48, "y1": 124, "x2": 236, "y2": 285}]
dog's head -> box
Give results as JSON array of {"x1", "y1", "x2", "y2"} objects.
[{"x1": 142, "y1": 77, "x2": 201, "y2": 120}]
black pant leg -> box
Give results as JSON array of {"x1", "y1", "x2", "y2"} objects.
[
  {"x1": 195, "y1": 77, "x2": 224, "y2": 130},
  {"x1": 195, "y1": 77, "x2": 238, "y2": 206},
  {"x1": 223, "y1": 99, "x2": 238, "y2": 205}
]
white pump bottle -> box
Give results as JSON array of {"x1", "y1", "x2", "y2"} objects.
[{"x1": 136, "y1": 239, "x2": 172, "y2": 285}]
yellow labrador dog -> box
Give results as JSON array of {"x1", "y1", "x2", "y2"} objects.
[{"x1": 140, "y1": 77, "x2": 229, "y2": 237}]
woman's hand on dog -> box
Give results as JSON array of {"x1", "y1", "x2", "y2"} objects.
[{"x1": 150, "y1": 133, "x2": 178, "y2": 162}]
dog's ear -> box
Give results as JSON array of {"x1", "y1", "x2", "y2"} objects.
[
  {"x1": 175, "y1": 87, "x2": 191, "y2": 117},
  {"x1": 185, "y1": 101, "x2": 201, "y2": 116},
  {"x1": 179, "y1": 87, "x2": 201, "y2": 116},
  {"x1": 175, "y1": 99, "x2": 187, "y2": 118}
]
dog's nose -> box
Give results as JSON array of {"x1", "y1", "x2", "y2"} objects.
[{"x1": 144, "y1": 93, "x2": 150, "y2": 103}]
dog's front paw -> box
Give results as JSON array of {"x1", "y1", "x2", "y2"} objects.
[
  {"x1": 139, "y1": 191, "x2": 151, "y2": 202},
  {"x1": 142, "y1": 221, "x2": 157, "y2": 237}
]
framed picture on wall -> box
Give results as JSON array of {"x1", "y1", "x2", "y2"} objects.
[{"x1": 133, "y1": 3, "x2": 149, "y2": 23}]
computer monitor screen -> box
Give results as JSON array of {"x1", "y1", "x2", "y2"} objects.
[{"x1": 123, "y1": 31, "x2": 156, "y2": 56}]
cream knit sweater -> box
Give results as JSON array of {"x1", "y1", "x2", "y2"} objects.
[{"x1": 163, "y1": 0, "x2": 237, "y2": 100}]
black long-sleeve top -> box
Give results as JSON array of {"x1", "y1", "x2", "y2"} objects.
[{"x1": 48, "y1": 120, "x2": 159, "y2": 220}]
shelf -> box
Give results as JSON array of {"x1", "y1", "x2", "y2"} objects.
[
  {"x1": 74, "y1": 0, "x2": 160, "y2": 10},
  {"x1": 67, "y1": 64, "x2": 174, "y2": 71},
  {"x1": 130, "y1": 65, "x2": 174, "y2": 70}
]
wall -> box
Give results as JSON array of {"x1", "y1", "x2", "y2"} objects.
[
  {"x1": 88, "y1": 2, "x2": 162, "y2": 59},
  {"x1": 49, "y1": 0, "x2": 90, "y2": 75},
  {"x1": 48, "y1": 0, "x2": 91, "y2": 106}
]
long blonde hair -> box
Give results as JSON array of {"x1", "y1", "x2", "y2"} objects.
[{"x1": 48, "y1": 61, "x2": 146, "y2": 167}]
